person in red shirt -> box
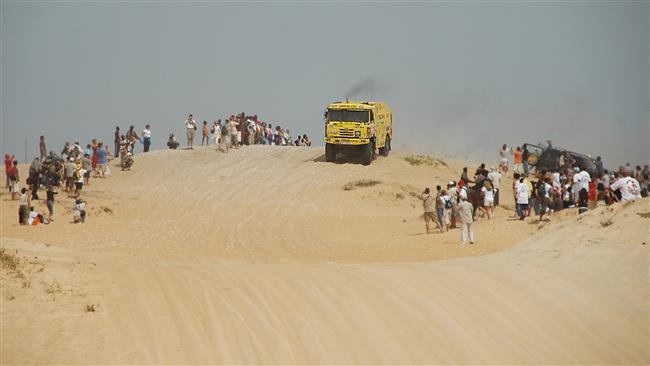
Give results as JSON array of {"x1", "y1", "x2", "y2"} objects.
[{"x1": 4, "y1": 153, "x2": 15, "y2": 189}]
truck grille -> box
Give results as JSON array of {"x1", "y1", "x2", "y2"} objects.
[{"x1": 337, "y1": 128, "x2": 356, "y2": 137}]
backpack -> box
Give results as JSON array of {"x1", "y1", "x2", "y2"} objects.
[
  {"x1": 537, "y1": 181, "x2": 546, "y2": 198},
  {"x1": 444, "y1": 197, "x2": 452, "y2": 209}
]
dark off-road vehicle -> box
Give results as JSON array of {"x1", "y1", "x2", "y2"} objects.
[{"x1": 522, "y1": 143, "x2": 598, "y2": 176}]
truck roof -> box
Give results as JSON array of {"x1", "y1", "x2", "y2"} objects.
[{"x1": 327, "y1": 101, "x2": 386, "y2": 110}]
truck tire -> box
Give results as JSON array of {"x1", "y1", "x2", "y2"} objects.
[
  {"x1": 361, "y1": 142, "x2": 373, "y2": 166},
  {"x1": 379, "y1": 135, "x2": 391, "y2": 157},
  {"x1": 325, "y1": 143, "x2": 336, "y2": 162}
]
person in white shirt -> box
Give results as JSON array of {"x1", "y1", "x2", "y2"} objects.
[
  {"x1": 481, "y1": 184, "x2": 495, "y2": 220},
  {"x1": 73, "y1": 199, "x2": 86, "y2": 223},
  {"x1": 487, "y1": 167, "x2": 501, "y2": 206},
  {"x1": 578, "y1": 169, "x2": 591, "y2": 192},
  {"x1": 610, "y1": 175, "x2": 642, "y2": 202},
  {"x1": 571, "y1": 168, "x2": 581, "y2": 204},
  {"x1": 142, "y1": 124, "x2": 152, "y2": 153},
  {"x1": 184, "y1": 114, "x2": 197, "y2": 149},
  {"x1": 457, "y1": 197, "x2": 474, "y2": 244},
  {"x1": 515, "y1": 177, "x2": 529, "y2": 220},
  {"x1": 212, "y1": 121, "x2": 221, "y2": 145}
]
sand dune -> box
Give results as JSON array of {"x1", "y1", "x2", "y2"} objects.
[{"x1": 1, "y1": 146, "x2": 648, "y2": 364}]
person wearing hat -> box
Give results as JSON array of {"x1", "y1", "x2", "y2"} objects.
[
  {"x1": 457, "y1": 196, "x2": 475, "y2": 244},
  {"x1": 446, "y1": 181, "x2": 459, "y2": 228}
]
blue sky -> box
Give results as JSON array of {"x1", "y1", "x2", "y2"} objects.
[{"x1": 2, "y1": 2, "x2": 648, "y2": 167}]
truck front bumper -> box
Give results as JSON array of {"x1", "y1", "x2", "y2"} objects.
[{"x1": 324, "y1": 137, "x2": 369, "y2": 145}]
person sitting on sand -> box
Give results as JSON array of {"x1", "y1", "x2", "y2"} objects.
[
  {"x1": 610, "y1": 170, "x2": 642, "y2": 203},
  {"x1": 27, "y1": 206, "x2": 48, "y2": 225},
  {"x1": 457, "y1": 196, "x2": 474, "y2": 244},
  {"x1": 411, "y1": 187, "x2": 436, "y2": 234},
  {"x1": 73, "y1": 198, "x2": 86, "y2": 223}
]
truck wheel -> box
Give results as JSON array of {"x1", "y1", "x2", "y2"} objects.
[
  {"x1": 361, "y1": 142, "x2": 373, "y2": 166},
  {"x1": 325, "y1": 143, "x2": 336, "y2": 162},
  {"x1": 379, "y1": 135, "x2": 391, "y2": 157}
]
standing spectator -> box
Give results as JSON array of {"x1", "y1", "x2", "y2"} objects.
[
  {"x1": 81, "y1": 153, "x2": 92, "y2": 186},
  {"x1": 8, "y1": 160, "x2": 19, "y2": 200},
  {"x1": 481, "y1": 181, "x2": 495, "y2": 220},
  {"x1": 212, "y1": 121, "x2": 221, "y2": 145},
  {"x1": 266, "y1": 124, "x2": 274, "y2": 145},
  {"x1": 487, "y1": 167, "x2": 501, "y2": 206},
  {"x1": 18, "y1": 188, "x2": 30, "y2": 225},
  {"x1": 64, "y1": 157, "x2": 76, "y2": 192},
  {"x1": 114, "y1": 126, "x2": 121, "y2": 158},
  {"x1": 201, "y1": 121, "x2": 210, "y2": 146},
  {"x1": 126, "y1": 125, "x2": 142, "y2": 153},
  {"x1": 447, "y1": 181, "x2": 459, "y2": 229},
  {"x1": 142, "y1": 124, "x2": 152, "y2": 152},
  {"x1": 515, "y1": 177, "x2": 530, "y2": 220},
  {"x1": 185, "y1": 114, "x2": 197, "y2": 149},
  {"x1": 45, "y1": 185, "x2": 57, "y2": 222},
  {"x1": 499, "y1": 144, "x2": 509, "y2": 174},
  {"x1": 228, "y1": 117, "x2": 239, "y2": 148},
  {"x1": 412, "y1": 187, "x2": 436, "y2": 234},
  {"x1": 434, "y1": 185, "x2": 444, "y2": 232},
  {"x1": 4, "y1": 153, "x2": 15, "y2": 188},
  {"x1": 522, "y1": 146, "x2": 530, "y2": 177},
  {"x1": 512, "y1": 146, "x2": 523, "y2": 175},
  {"x1": 39, "y1": 135, "x2": 47, "y2": 161},
  {"x1": 28, "y1": 157, "x2": 41, "y2": 200},
  {"x1": 96, "y1": 142, "x2": 108, "y2": 177},
  {"x1": 457, "y1": 197, "x2": 475, "y2": 244},
  {"x1": 441, "y1": 190, "x2": 451, "y2": 231},
  {"x1": 595, "y1": 156, "x2": 604, "y2": 178}
]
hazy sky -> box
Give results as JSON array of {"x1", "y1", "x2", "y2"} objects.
[{"x1": 2, "y1": 1, "x2": 648, "y2": 167}]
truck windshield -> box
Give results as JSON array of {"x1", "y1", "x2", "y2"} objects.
[{"x1": 327, "y1": 109, "x2": 370, "y2": 123}]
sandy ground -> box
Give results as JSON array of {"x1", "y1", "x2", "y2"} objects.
[{"x1": 1, "y1": 146, "x2": 648, "y2": 364}]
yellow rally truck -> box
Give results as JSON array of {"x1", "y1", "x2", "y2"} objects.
[{"x1": 323, "y1": 101, "x2": 393, "y2": 165}]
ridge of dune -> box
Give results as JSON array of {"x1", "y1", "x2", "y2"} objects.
[{"x1": 1, "y1": 146, "x2": 648, "y2": 364}]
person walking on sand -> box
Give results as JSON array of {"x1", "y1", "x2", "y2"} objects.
[
  {"x1": 45, "y1": 185, "x2": 57, "y2": 222},
  {"x1": 212, "y1": 120, "x2": 221, "y2": 145},
  {"x1": 412, "y1": 187, "x2": 437, "y2": 234},
  {"x1": 457, "y1": 196, "x2": 474, "y2": 244},
  {"x1": 185, "y1": 114, "x2": 197, "y2": 149},
  {"x1": 39, "y1": 135, "x2": 47, "y2": 161},
  {"x1": 142, "y1": 124, "x2": 152, "y2": 152}
]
